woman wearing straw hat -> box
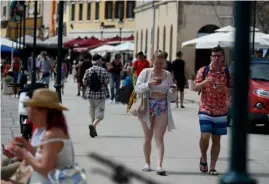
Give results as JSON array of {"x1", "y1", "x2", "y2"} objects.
[{"x1": 7, "y1": 88, "x2": 75, "y2": 184}]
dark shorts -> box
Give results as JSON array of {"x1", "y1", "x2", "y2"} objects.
[
  {"x1": 198, "y1": 113, "x2": 228, "y2": 135},
  {"x1": 177, "y1": 81, "x2": 185, "y2": 92}
]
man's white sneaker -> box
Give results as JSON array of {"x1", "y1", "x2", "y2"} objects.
[{"x1": 110, "y1": 100, "x2": 113, "y2": 104}]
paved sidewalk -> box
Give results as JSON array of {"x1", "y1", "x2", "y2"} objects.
[
  {"x1": 62, "y1": 78, "x2": 269, "y2": 184},
  {"x1": 1, "y1": 95, "x2": 20, "y2": 146}
]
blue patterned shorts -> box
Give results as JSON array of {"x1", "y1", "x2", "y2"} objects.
[{"x1": 149, "y1": 98, "x2": 168, "y2": 117}]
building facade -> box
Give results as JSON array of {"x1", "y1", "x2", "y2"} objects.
[
  {"x1": 0, "y1": 0, "x2": 44, "y2": 40},
  {"x1": 64, "y1": 0, "x2": 136, "y2": 39},
  {"x1": 134, "y1": 1, "x2": 233, "y2": 75}
]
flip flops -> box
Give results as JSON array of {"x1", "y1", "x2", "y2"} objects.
[
  {"x1": 209, "y1": 169, "x2": 219, "y2": 176},
  {"x1": 199, "y1": 157, "x2": 208, "y2": 173}
]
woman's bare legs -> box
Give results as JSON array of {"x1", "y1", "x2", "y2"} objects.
[
  {"x1": 140, "y1": 118, "x2": 154, "y2": 167},
  {"x1": 153, "y1": 112, "x2": 168, "y2": 170},
  {"x1": 77, "y1": 82, "x2": 81, "y2": 96}
]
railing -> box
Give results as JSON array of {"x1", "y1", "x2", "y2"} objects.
[{"x1": 88, "y1": 153, "x2": 163, "y2": 184}]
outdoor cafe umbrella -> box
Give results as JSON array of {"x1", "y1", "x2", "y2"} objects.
[
  {"x1": 113, "y1": 41, "x2": 134, "y2": 51},
  {"x1": 1, "y1": 45, "x2": 18, "y2": 53},
  {"x1": 90, "y1": 45, "x2": 116, "y2": 54},
  {"x1": 1, "y1": 37, "x2": 23, "y2": 48}
]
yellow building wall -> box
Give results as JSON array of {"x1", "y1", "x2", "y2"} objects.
[
  {"x1": 66, "y1": 1, "x2": 135, "y2": 33},
  {"x1": 6, "y1": 18, "x2": 43, "y2": 40}
]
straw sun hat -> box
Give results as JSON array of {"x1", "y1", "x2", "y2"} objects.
[{"x1": 23, "y1": 88, "x2": 68, "y2": 111}]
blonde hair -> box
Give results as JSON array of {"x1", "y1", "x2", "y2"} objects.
[{"x1": 152, "y1": 50, "x2": 166, "y2": 68}]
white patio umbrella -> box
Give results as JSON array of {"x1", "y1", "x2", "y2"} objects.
[
  {"x1": 113, "y1": 41, "x2": 134, "y2": 51},
  {"x1": 90, "y1": 45, "x2": 116, "y2": 54},
  {"x1": 215, "y1": 25, "x2": 260, "y2": 33},
  {"x1": 1, "y1": 37, "x2": 23, "y2": 48},
  {"x1": 16, "y1": 35, "x2": 43, "y2": 45},
  {"x1": 182, "y1": 30, "x2": 269, "y2": 49},
  {"x1": 261, "y1": 34, "x2": 269, "y2": 46},
  {"x1": 42, "y1": 35, "x2": 71, "y2": 46},
  {"x1": 219, "y1": 31, "x2": 269, "y2": 48},
  {"x1": 181, "y1": 32, "x2": 227, "y2": 48},
  {"x1": 215, "y1": 25, "x2": 235, "y2": 32}
]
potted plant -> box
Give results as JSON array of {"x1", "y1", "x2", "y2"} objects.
[
  {"x1": 188, "y1": 73, "x2": 195, "y2": 91},
  {"x1": 2, "y1": 76, "x2": 14, "y2": 95}
]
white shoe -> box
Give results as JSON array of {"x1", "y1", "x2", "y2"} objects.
[{"x1": 110, "y1": 100, "x2": 113, "y2": 104}]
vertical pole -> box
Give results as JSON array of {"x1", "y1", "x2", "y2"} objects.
[
  {"x1": 22, "y1": 2, "x2": 26, "y2": 74},
  {"x1": 220, "y1": 2, "x2": 256, "y2": 184},
  {"x1": 19, "y1": 19, "x2": 22, "y2": 50},
  {"x1": 19, "y1": 1, "x2": 28, "y2": 89},
  {"x1": 31, "y1": 0, "x2": 38, "y2": 84},
  {"x1": 251, "y1": 1, "x2": 256, "y2": 56},
  {"x1": 54, "y1": 0, "x2": 64, "y2": 102},
  {"x1": 151, "y1": 0, "x2": 156, "y2": 57},
  {"x1": 119, "y1": 27, "x2": 122, "y2": 43},
  {"x1": 15, "y1": 23, "x2": 18, "y2": 50}
]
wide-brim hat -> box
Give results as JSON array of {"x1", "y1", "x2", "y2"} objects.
[{"x1": 23, "y1": 88, "x2": 68, "y2": 111}]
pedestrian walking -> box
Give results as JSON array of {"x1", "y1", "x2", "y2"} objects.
[
  {"x1": 134, "y1": 51, "x2": 176, "y2": 176},
  {"x1": 193, "y1": 46, "x2": 231, "y2": 175},
  {"x1": 163, "y1": 51, "x2": 173, "y2": 73},
  {"x1": 171, "y1": 51, "x2": 189, "y2": 108},
  {"x1": 38, "y1": 51, "x2": 52, "y2": 86},
  {"x1": 83, "y1": 54, "x2": 110, "y2": 138},
  {"x1": 108, "y1": 53, "x2": 122, "y2": 103},
  {"x1": 72, "y1": 60, "x2": 78, "y2": 82},
  {"x1": 77, "y1": 54, "x2": 92, "y2": 98}
]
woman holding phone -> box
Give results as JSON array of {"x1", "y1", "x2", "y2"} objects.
[{"x1": 135, "y1": 51, "x2": 176, "y2": 176}]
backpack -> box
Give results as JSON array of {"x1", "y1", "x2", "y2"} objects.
[
  {"x1": 88, "y1": 71, "x2": 101, "y2": 91},
  {"x1": 198, "y1": 65, "x2": 230, "y2": 95}
]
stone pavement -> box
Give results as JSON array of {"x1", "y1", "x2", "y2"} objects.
[
  {"x1": 61, "y1": 77, "x2": 269, "y2": 184},
  {"x1": 1, "y1": 95, "x2": 20, "y2": 146},
  {"x1": 1, "y1": 78, "x2": 268, "y2": 184}
]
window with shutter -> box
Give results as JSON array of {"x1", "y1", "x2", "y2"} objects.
[
  {"x1": 87, "y1": 2, "x2": 91, "y2": 20},
  {"x1": 114, "y1": 1, "x2": 124, "y2": 19},
  {"x1": 79, "y1": 3, "x2": 83, "y2": 21},
  {"x1": 95, "y1": 1, "x2": 100, "y2": 20},
  {"x1": 126, "y1": 1, "x2": 135, "y2": 19},
  {"x1": 71, "y1": 2, "x2": 75, "y2": 21},
  {"x1": 105, "y1": 1, "x2": 113, "y2": 19}
]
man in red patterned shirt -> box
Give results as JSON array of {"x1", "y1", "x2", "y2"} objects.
[{"x1": 194, "y1": 46, "x2": 231, "y2": 175}]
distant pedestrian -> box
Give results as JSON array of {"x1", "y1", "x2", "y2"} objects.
[
  {"x1": 39, "y1": 51, "x2": 52, "y2": 86},
  {"x1": 72, "y1": 60, "x2": 78, "y2": 82},
  {"x1": 163, "y1": 51, "x2": 173, "y2": 73},
  {"x1": 194, "y1": 46, "x2": 231, "y2": 175},
  {"x1": 83, "y1": 54, "x2": 110, "y2": 138},
  {"x1": 171, "y1": 51, "x2": 188, "y2": 108},
  {"x1": 134, "y1": 51, "x2": 176, "y2": 176},
  {"x1": 108, "y1": 53, "x2": 122, "y2": 104},
  {"x1": 77, "y1": 54, "x2": 92, "y2": 98}
]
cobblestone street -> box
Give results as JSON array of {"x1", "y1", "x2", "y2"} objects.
[{"x1": 1, "y1": 95, "x2": 20, "y2": 146}]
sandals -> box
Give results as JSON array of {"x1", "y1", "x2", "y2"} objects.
[
  {"x1": 156, "y1": 168, "x2": 167, "y2": 176},
  {"x1": 209, "y1": 169, "x2": 219, "y2": 176},
  {"x1": 142, "y1": 164, "x2": 151, "y2": 172},
  {"x1": 89, "y1": 125, "x2": 97, "y2": 138},
  {"x1": 199, "y1": 157, "x2": 208, "y2": 173}
]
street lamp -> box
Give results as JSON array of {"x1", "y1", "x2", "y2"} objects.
[
  {"x1": 54, "y1": 0, "x2": 64, "y2": 102},
  {"x1": 220, "y1": 1, "x2": 256, "y2": 184},
  {"x1": 118, "y1": 20, "x2": 123, "y2": 43},
  {"x1": 31, "y1": 0, "x2": 38, "y2": 83},
  {"x1": 100, "y1": 23, "x2": 104, "y2": 40}
]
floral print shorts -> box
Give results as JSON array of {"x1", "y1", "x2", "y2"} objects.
[{"x1": 149, "y1": 98, "x2": 168, "y2": 117}]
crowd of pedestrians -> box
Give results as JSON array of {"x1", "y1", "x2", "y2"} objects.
[{"x1": 1, "y1": 45, "x2": 232, "y2": 182}]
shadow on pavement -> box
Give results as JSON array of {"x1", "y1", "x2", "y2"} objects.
[
  {"x1": 98, "y1": 135, "x2": 144, "y2": 139},
  {"x1": 168, "y1": 171, "x2": 269, "y2": 178}
]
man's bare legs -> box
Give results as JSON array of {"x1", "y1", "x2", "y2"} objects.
[
  {"x1": 199, "y1": 133, "x2": 211, "y2": 172},
  {"x1": 210, "y1": 135, "x2": 221, "y2": 171},
  {"x1": 180, "y1": 91, "x2": 185, "y2": 108}
]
